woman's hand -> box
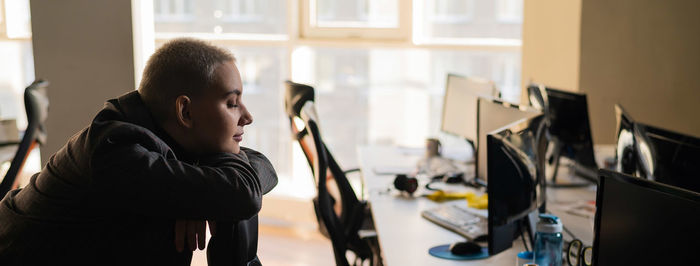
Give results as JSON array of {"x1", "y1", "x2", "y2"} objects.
[{"x1": 174, "y1": 219, "x2": 207, "y2": 252}]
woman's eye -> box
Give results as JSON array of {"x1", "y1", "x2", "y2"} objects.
[{"x1": 227, "y1": 102, "x2": 239, "y2": 108}]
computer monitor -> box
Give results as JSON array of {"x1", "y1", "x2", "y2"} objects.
[
  {"x1": 487, "y1": 115, "x2": 547, "y2": 255},
  {"x1": 440, "y1": 73, "x2": 498, "y2": 145},
  {"x1": 527, "y1": 84, "x2": 598, "y2": 184},
  {"x1": 476, "y1": 96, "x2": 540, "y2": 183},
  {"x1": 615, "y1": 104, "x2": 700, "y2": 193},
  {"x1": 593, "y1": 169, "x2": 700, "y2": 265}
]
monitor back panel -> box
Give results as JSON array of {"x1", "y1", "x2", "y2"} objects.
[
  {"x1": 594, "y1": 170, "x2": 700, "y2": 265},
  {"x1": 441, "y1": 74, "x2": 495, "y2": 141},
  {"x1": 476, "y1": 97, "x2": 540, "y2": 181}
]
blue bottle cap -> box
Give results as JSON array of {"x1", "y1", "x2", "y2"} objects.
[{"x1": 537, "y1": 214, "x2": 562, "y2": 233}]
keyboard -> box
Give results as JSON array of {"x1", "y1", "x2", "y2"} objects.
[{"x1": 421, "y1": 204, "x2": 488, "y2": 240}]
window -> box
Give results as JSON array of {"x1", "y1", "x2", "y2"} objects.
[
  {"x1": 217, "y1": 0, "x2": 264, "y2": 23},
  {"x1": 152, "y1": 0, "x2": 523, "y2": 199},
  {"x1": 429, "y1": 0, "x2": 474, "y2": 24},
  {"x1": 0, "y1": 0, "x2": 34, "y2": 128},
  {"x1": 154, "y1": 0, "x2": 194, "y2": 23},
  {"x1": 315, "y1": 0, "x2": 398, "y2": 28},
  {"x1": 0, "y1": 40, "x2": 33, "y2": 128},
  {"x1": 496, "y1": 0, "x2": 523, "y2": 23},
  {"x1": 301, "y1": 0, "x2": 409, "y2": 40},
  {"x1": 154, "y1": 0, "x2": 286, "y2": 38},
  {"x1": 2, "y1": 0, "x2": 32, "y2": 39},
  {"x1": 0, "y1": 0, "x2": 39, "y2": 186},
  {"x1": 414, "y1": 0, "x2": 522, "y2": 45}
]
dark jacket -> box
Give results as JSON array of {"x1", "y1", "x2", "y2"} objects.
[{"x1": 0, "y1": 91, "x2": 277, "y2": 265}]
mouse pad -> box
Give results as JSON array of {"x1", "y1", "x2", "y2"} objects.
[{"x1": 428, "y1": 244, "x2": 489, "y2": 260}]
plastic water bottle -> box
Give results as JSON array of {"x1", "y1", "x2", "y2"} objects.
[{"x1": 533, "y1": 214, "x2": 563, "y2": 266}]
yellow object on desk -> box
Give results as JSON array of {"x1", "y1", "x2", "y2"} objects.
[
  {"x1": 424, "y1": 191, "x2": 488, "y2": 209},
  {"x1": 466, "y1": 193, "x2": 488, "y2": 209}
]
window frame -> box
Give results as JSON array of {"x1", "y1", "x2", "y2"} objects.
[
  {"x1": 495, "y1": 0, "x2": 524, "y2": 24},
  {"x1": 428, "y1": 0, "x2": 475, "y2": 24},
  {"x1": 216, "y1": 0, "x2": 266, "y2": 23},
  {"x1": 412, "y1": 0, "x2": 522, "y2": 47}
]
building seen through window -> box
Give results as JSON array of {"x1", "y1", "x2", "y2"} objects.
[
  {"x1": 315, "y1": 0, "x2": 399, "y2": 28},
  {"x1": 417, "y1": 0, "x2": 522, "y2": 40},
  {"x1": 154, "y1": 0, "x2": 286, "y2": 35}
]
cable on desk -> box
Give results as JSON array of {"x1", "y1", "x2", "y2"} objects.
[
  {"x1": 518, "y1": 219, "x2": 531, "y2": 252},
  {"x1": 520, "y1": 228, "x2": 530, "y2": 252}
]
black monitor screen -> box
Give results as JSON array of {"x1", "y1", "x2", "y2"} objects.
[
  {"x1": 614, "y1": 104, "x2": 700, "y2": 193},
  {"x1": 544, "y1": 87, "x2": 597, "y2": 169},
  {"x1": 487, "y1": 115, "x2": 546, "y2": 255},
  {"x1": 635, "y1": 124, "x2": 700, "y2": 192},
  {"x1": 593, "y1": 170, "x2": 700, "y2": 265}
]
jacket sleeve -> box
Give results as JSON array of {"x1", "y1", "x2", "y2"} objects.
[
  {"x1": 238, "y1": 147, "x2": 278, "y2": 195},
  {"x1": 90, "y1": 142, "x2": 263, "y2": 221}
]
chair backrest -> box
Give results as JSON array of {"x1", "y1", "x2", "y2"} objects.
[
  {"x1": 284, "y1": 81, "x2": 316, "y2": 173},
  {"x1": 284, "y1": 81, "x2": 365, "y2": 266},
  {"x1": 0, "y1": 80, "x2": 49, "y2": 198}
]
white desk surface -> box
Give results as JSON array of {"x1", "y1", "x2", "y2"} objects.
[{"x1": 358, "y1": 145, "x2": 598, "y2": 266}]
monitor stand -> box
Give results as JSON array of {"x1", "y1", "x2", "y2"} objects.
[
  {"x1": 523, "y1": 211, "x2": 539, "y2": 250},
  {"x1": 465, "y1": 138, "x2": 487, "y2": 189}
]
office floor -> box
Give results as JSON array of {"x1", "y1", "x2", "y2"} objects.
[{"x1": 190, "y1": 223, "x2": 335, "y2": 266}]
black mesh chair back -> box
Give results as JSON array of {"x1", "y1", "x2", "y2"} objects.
[{"x1": 284, "y1": 81, "x2": 377, "y2": 266}]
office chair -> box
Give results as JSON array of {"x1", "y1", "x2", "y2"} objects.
[
  {"x1": 284, "y1": 81, "x2": 381, "y2": 266},
  {"x1": 0, "y1": 80, "x2": 49, "y2": 199}
]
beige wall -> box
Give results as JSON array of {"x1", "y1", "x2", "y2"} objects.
[
  {"x1": 580, "y1": 0, "x2": 700, "y2": 143},
  {"x1": 521, "y1": 0, "x2": 582, "y2": 96},
  {"x1": 31, "y1": 0, "x2": 136, "y2": 163},
  {"x1": 523, "y1": 0, "x2": 700, "y2": 144}
]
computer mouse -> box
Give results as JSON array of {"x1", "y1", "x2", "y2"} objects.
[
  {"x1": 473, "y1": 234, "x2": 488, "y2": 243},
  {"x1": 448, "y1": 241, "x2": 482, "y2": 255}
]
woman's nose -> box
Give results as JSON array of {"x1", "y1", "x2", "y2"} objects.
[{"x1": 239, "y1": 104, "x2": 253, "y2": 126}]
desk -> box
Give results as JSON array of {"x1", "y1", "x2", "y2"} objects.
[{"x1": 358, "y1": 146, "x2": 597, "y2": 266}]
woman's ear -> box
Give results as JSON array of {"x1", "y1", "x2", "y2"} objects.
[{"x1": 175, "y1": 95, "x2": 193, "y2": 128}]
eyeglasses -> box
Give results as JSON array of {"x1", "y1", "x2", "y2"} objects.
[{"x1": 567, "y1": 239, "x2": 592, "y2": 266}]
